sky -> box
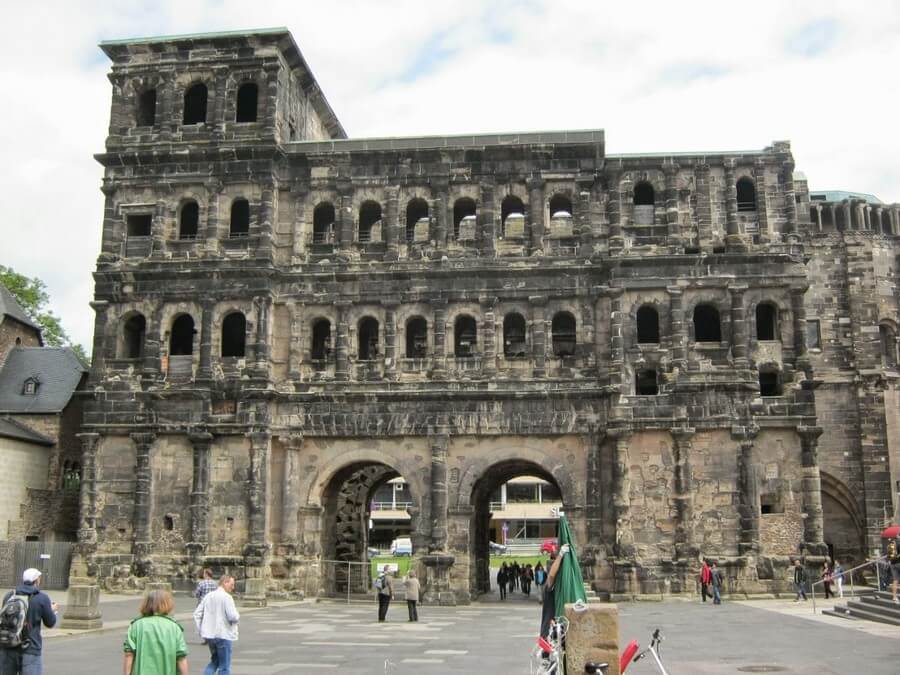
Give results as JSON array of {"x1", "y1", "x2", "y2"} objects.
[{"x1": 2, "y1": 0, "x2": 898, "y2": 352}]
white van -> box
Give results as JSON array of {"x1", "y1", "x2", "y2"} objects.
[{"x1": 390, "y1": 537, "x2": 413, "y2": 556}]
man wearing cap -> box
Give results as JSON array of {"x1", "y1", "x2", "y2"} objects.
[{"x1": 0, "y1": 568, "x2": 58, "y2": 674}]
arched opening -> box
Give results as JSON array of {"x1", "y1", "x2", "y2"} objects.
[
  {"x1": 169, "y1": 314, "x2": 195, "y2": 356},
  {"x1": 551, "y1": 312, "x2": 576, "y2": 357},
  {"x1": 736, "y1": 177, "x2": 756, "y2": 212},
  {"x1": 880, "y1": 324, "x2": 897, "y2": 368},
  {"x1": 406, "y1": 198, "x2": 429, "y2": 243},
  {"x1": 548, "y1": 194, "x2": 572, "y2": 217},
  {"x1": 358, "y1": 200, "x2": 382, "y2": 243},
  {"x1": 230, "y1": 199, "x2": 250, "y2": 237},
  {"x1": 137, "y1": 89, "x2": 156, "y2": 126},
  {"x1": 882, "y1": 211, "x2": 893, "y2": 235},
  {"x1": 835, "y1": 207, "x2": 847, "y2": 232},
  {"x1": 179, "y1": 201, "x2": 199, "y2": 239},
  {"x1": 121, "y1": 314, "x2": 146, "y2": 359},
  {"x1": 636, "y1": 305, "x2": 660, "y2": 344},
  {"x1": 633, "y1": 181, "x2": 654, "y2": 206},
  {"x1": 503, "y1": 313, "x2": 527, "y2": 358},
  {"x1": 453, "y1": 198, "x2": 477, "y2": 240},
  {"x1": 693, "y1": 304, "x2": 721, "y2": 343},
  {"x1": 235, "y1": 82, "x2": 258, "y2": 122},
  {"x1": 405, "y1": 317, "x2": 427, "y2": 358},
  {"x1": 468, "y1": 460, "x2": 564, "y2": 597},
  {"x1": 183, "y1": 83, "x2": 208, "y2": 125},
  {"x1": 500, "y1": 195, "x2": 525, "y2": 237},
  {"x1": 221, "y1": 312, "x2": 246, "y2": 358},
  {"x1": 358, "y1": 317, "x2": 379, "y2": 361},
  {"x1": 311, "y1": 319, "x2": 331, "y2": 361},
  {"x1": 313, "y1": 202, "x2": 335, "y2": 244},
  {"x1": 758, "y1": 368, "x2": 782, "y2": 396},
  {"x1": 756, "y1": 303, "x2": 778, "y2": 341},
  {"x1": 820, "y1": 471, "x2": 866, "y2": 568},
  {"x1": 454, "y1": 315, "x2": 477, "y2": 357}
]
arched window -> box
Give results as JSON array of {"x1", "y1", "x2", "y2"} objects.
[
  {"x1": 313, "y1": 202, "x2": 335, "y2": 244},
  {"x1": 503, "y1": 313, "x2": 527, "y2": 358},
  {"x1": 235, "y1": 82, "x2": 258, "y2": 123},
  {"x1": 736, "y1": 177, "x2": 756, "y2": 212},
  {"x1": 359, "y1": 201, "x2": 382, "y2": 243},
  {"x1": 169, "y1": 315, "x2": 195, "y2": 356},
  {"x1": 183, "y1": 83, "x2": 208, "y2": 125},
  {"x1": 501, "y1": 195, "x2": 525, "y2": 236},
  {"x1": 693, "y1": 304, "x2": 721, "y2": 343},
  {"x1": 358, "y1": 317, "x2": 379, "y2": 360},
  {"x1": 406, "y1": 198, "x2": 429, "y2": 243},
  {"x1": 549, "y1": 194, "x2": 573, "y2": 217},
  {"x1": 179, "y1": 201, "x2": 199, "y2": 239},
  {"x1": 137, "y1": 89, "x2": 156, "y2": 126},
  {"x1": 636, "y1": 369, "x2": 658, "y2": 395},
  {"x1": 835, "y1": 207, "x2": 847, "y2": 232},
  {"x1": 756, "y1": 303, "x2": 778, "y2": 341},
  {"x1": 880, "y1": 324, "x2": 898, "y2": 368},
  {"x1": 454, "y1": 315, "x2": 477, "y2": 357},
  {"x1": 636, "y1": 306, "x2": 660, "y2": 344},
  {"x1": 453, "y1": 198, "x2": 476, "y2": 239},
  {"x1": 551, "y1": 312, "x2": 576, "y2": 357},
  {"x1": 759, "y1": 368, "x2": 782, "y2": 396},
  {"x1": 230, "y1": 199, "x2": 250, "y2": 237},
  {"x1": 405, "y1": 317, "x2": 427, "y2": 358},
  {"x1": 633, "y1": 182, "x2": 654, "y2": 206},
  {"x1": 122, "y1": 314, "x2": 146, "y2": 359},
  {"x1": 311, "y1": 319, "x2": 331, "y2": 360},
  {"x1": 882, "y1": 211, "x2": 893, "y2": 235},
  {"x1": 221, "y1": 312, "x2": 246, "y2": 357}
]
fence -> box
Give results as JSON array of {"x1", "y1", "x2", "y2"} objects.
[
  {"x1": 320, "y1": 559, "x2": 372, "y2": 602},
  {"x1": 0, "y1": 541, "x2": 74, "y2": 590}
]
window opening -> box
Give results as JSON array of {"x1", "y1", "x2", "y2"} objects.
[
  {"x1": 169, "y1": 315, "x2": 195, "y2": 356},
  {"x1": 137, "y1": 89, "x2": 156, "y2": 126},
  {"x1": 179, "y1": 201, "x2": 199, "y2": 239},
  {"x1": 22, "y1": 379, "x2": 38, "y2": 396},
  {"x1": 221, "y1": 312, "x2": 246, "y2": 358},
  {"x1": 693, "y1": 304, "x2": 721, "y2": 343},
  {"x1": 759, "y1": 370, "x2": 781, "y2": 396},
  {"x1": 359, "y1": 201, "x2": 382, "y2": 243},
  {"x1": 760, "y1": 494, "x2": 783, "y2": 514},
  {"x1": 636, "y1": 305, "x2": 660, "y2": 344},
  {"x1": 127, "y1": 214, "x2": 152, "y2": 237},
  {"x1": 453, "y1": 198, "x2": 476, "y2": 239},
  {"x1": 405, "y1": 317, "x2": 427, "y2": 358},
  {"x1": 311, "y1": 319, "x2": 331, "y2": 360},
  {"x1": 358, "y1": 317, "x2": 379, "y2": 360},
  {"x1": 503, "y1": 313, "x2": 527, "y2": 358},
  {"x1": 880, "y1": 325, "x2": 897, "y2": 368},
  {"x1": 806, "y1": 319, "x2": 821, "y2": 349},
  {"x1": 635, "y1": 369, "x2": 658, "y2": 395},
  {"x1": 736, "y1": 177, "x2": 756, "y2": 212},
  {"x1": 500, "y1": 195, "x2": 525, "y2": 236},
  {"x1": 123, "y1": 314, "x2": 146, "y2": 359},
  {"x1": 163, "y1": 515, "x2": 174, "y2": 531},
  {"x1": 406, "y1": 198, "x2": 428, "y2": 243},
  {"x1": 549, "y1": 194, "x2": 572, "y2": 217},
  {"x1": 235, "y1": 82, "x2": 258, "y2": 123},
  {"x1": 756, "y1": 303, "x2": 777, "y2": 341},
  {"x1": 454, "y1": 315, "x2": 477, "y2": 357},
  {"x1": 183, "y1": 83, "x2": 208, "y2": 125},
  {"x1": 633, "y1": 181, "x2": 654, "y2": 206},
  {"x1": 551, "y1": 312, "x2": 576, "y2": 357},
  {"x1": 882, "y1": 212, "x2": 893, "y2": 235},
  {"x1": 230, "y1": 199, "x2": 250, "y2": 237},
  {"x1": 313, "y1": 202, "x2": 335, "y2": 244}
]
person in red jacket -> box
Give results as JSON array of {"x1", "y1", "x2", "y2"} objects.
[{"x1": 699, "y1": 560, "x2": 712, "y2": 602}]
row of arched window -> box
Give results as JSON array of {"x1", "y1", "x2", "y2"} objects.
[
  {"x1": 137, "y1": 82, "x2": 259, "y2": 127},
  {"x1": 636, "y1": 302, "x2": 778, "y2": 344},
  {"x1": 126, "y1": 199, "x2": 252, "y2": 240}
]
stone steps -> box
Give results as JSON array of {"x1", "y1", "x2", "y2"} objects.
[{"x1": 824, "y1": 590, "x2": 900, "y2": 626}]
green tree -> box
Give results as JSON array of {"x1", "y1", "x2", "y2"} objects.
[{"x1": 0, "y1": 265, "x2": 89, "y2": 364}]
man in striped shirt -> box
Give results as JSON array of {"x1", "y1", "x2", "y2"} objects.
[{"x1": 193, "y1": 568, "x2": 217, "y2": 605}]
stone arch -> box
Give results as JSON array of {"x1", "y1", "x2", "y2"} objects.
[{"x1": 819, "y1": 471, "x2": 865, "y2": 566}]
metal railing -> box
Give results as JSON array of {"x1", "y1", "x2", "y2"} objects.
[{"x1": 810, "y1": 556, "x2": 886, "y2": 614}]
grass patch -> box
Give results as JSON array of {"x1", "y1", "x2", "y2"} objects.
[
  {"x1": 490, "y1": 554, "x2": 550, "y2": 568},
  {"x1": 370, "y1": 556, "x2": 412, "y2": 579}
]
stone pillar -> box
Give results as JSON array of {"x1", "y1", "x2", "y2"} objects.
[
  {"x1": 664, "y1": 162, "x2": 680, "y2": 242},
  {"x1": 609, "y1": 290, "x2": 625, "y2": 389},
  {"x1": 383, "y1": 300, "x2": 398, "y2": 381},
  {"x1": 581, "y1": 297, "x2": 597, "y2": 371},
  {"x1": 530, "y1": 295, "x2": 548, "y2": 378},
  {"x1": 724, "y1": 160, "x2": 743, "y2": 251},
  {"x1": 433, "y1": 182, "x2": 449, "y2": 258},
  {"x1": 430, "y1": 298, "x2": 447, "y2": 379},
  {"x1": 130, "y1": 432, "x2": 155, "y2": 577},
  {"x1": 99, "y1": 187, "x2": 120, "y2": 261},
  {"x1": 188, "y1": 431, "x2": 212, "y2": 562},
  {"x1": 245, "y1": 430, "x2": 271, "y2": 606},
  {"x1": 667, "y1": 287, "x2": 687, "y2": 370},
  {"x1": 291, "y1": 187, "x2": 307, "y2": 262},
  {"x1": 735, "y1": 433, "x2": 760, "y2": 555},
  {"x1": 479, "y1": 180, "x2": 496, "y2": 257},
  {"x1": 694, "y1": 163, "x2": 713, "y2": 251},
  {"x1": 288, "y1": 302, "x2": 303, "y2": 381},
  {"x1": 204, "y1": 181, "x2": 222, "y2": 254},
  {"x1": 197, "y1": 299, "x2": 215, "y2": 380},
  {"x1": 576, "y1": 177, "x2": 594, "y2": 259},
  {"x1": 607, "y1": 171, "x2": 624, "y2": 254},
  {"x1": 280, "y1": 434, "x2": 303, "y2": 550},
  {"x1": 799, "y1": 426, "x2": 827, "y2": 555},
  {"x1": 210, "y1": 66, "x2": 228, "y2": 136},
  {"x1": 88, "y1": 301, "x2": 109, "y2": 380},
  {"x1": 430, "y1": 434, "x2": 449, "y2": 550},
  {"x1": 791, "y1": 285, "x2": 811, "y2": 376},
  {"x1": 527, "y1": 177, "x2": 545, "y2": 255},
  {"x1": 610, "y1": 431, "x2": 634, "y2": 558},
  {"x1": 671, "y1": 428, "x2": 695, "y2": 558},
  {"x1": 257, "y1": 182, "x2": 275, "y2": 260},
  {"x1": 150, "y1": 199, "x2": 166, "y2": 259},
  {"x1": 585, "y1": 429, "x2": 606, "y2": 542},
  {"x1": 728, "y1": 284, "x2": 749, "y2": 367},
  {"x1": 335, "y1": 301, "x2": 350, "y2": 381},
  {"x1": 753, "y1": 159, "x2": 769, "y2": 238},
  {"x1": 337, "y1": 184, "x2": 353, "y2": 254},
  {"x1": 384, "y1": 186, "x2": 400, "y2": 261},
  {"x1": 781, "y1": 158, "x2": 797, "y2": 237},
  {"x1": 480, "y1": 296, "x2": 497, "y2": 377},
  {"x1": 251, "y1": 295, "x2": 271, "y2": 378},
  {"x1": 76, "y1": 433, "x2": 99, "y2": 539}
]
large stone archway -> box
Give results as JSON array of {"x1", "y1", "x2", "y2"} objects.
[{"x1": 820, "y1": 471, "x2": 866, "y2": 565}]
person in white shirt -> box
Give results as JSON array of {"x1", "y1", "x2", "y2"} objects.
[{"x1": 193, "y1": 575, "x2": 240, "y2": 675}]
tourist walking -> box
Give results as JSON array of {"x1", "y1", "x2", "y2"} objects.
[
  {"x1": 124, "y1": 589, "x2": 189, "y2": 675},
  {"x1": 833, "y1": 560, "x2": 845, "y2": 598},
  {"x1": 793, "y1": 559, "x2": 808, "y2": 602},
  {"x1": 0, "y1": 568, "x2": 58, "y2": 675},
  {"x1": 193, "y1": 568, "x2": 217, "y2": 605},
  {"x1": 889, "y1": 536, "x2": 900, "y2": 604},
  {"x1": 511, "y1": 562, "x2": 520, "y2": 591},
  {"x1": 699, "y1": 559, "x2": 712, "y2": 602},
  {"x1": 193, "y1": 575, "x2": 240, "y2": 675},
  {"x1": 497, "y1": 564, "x2": 508, "y2": 600},
  {"x1": 710, "y1": 561, "x2": 724, "y2": 605},
  {"x1": 822, "y1": 560, "x2": 834, "y2": 599},
  {"x1": 405, "y1": 570, "x2": 420, "y2": 622},
  {"x1": 534, "y1": 562, "x2": 546, "y2": 602},
  {"x1": 375, "y1": 570, "x2": 394, "y2": 621},
  {"x1": 524, "y1": 564, "x2": 534, "y2": 596}
]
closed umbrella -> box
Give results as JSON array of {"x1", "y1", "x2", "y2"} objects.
[{"x1": 555, "y1": 513, "x2": 587, "y2": 618}]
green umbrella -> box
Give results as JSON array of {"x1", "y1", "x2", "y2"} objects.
[{"x1": 555, "y1": 513, "x2": 588, "y2": 618}]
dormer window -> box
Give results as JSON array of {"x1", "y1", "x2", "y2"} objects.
[{"x1": 23, "y1": 378, "x2": 39, "y2": 395}]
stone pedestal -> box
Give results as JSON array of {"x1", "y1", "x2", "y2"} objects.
[
  {"x1": 421, "y1": 553, "x2": 456, "y2": 606},
  {"x1": 61, "y1": 584, "x2": 103, "y2": 630},
  {"x1": 242, "y1": 577, "x2": 268, "y2": 607},
  {"x1": 564, "y1": 603, "x2": 620, "y2": 675}
]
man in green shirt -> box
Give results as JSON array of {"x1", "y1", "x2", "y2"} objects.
[{"x1": 123, "y1": 590, "x2": 189, "y2": 675}]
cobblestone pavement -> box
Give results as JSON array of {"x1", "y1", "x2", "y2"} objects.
[{"x1": 42, "y1": 591, "x2": 900, "y2": 674}]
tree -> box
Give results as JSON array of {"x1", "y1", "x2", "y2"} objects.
[{"x1": 0, "y1": 265, "x2": 88, "y2": 364}]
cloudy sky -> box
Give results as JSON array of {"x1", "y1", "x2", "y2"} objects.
[{"x1": 2, "y1": 0, "x2": 898, "y2": 352}]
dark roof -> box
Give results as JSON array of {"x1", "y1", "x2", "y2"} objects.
[
  {"x1": 0, "y1": 285, "x2": 41, "y2": 333},
  {"x1": 0, "y1": 416, "x2": 54, "y2": 446},
  {"x1": 0, "y1": 347, "x2": 86, "y2": 414}
]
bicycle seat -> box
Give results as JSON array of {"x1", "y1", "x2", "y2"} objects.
[{"x1": 583, "y1": 662, "x2": 609, "y2": 673}]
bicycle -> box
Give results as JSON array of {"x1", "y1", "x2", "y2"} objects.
[
  {"x1": 584, "y1": 628, "x2": 669, "y2": 675},
  {"x1": 531, "y1": 616, "x2": 569, "y2": 675}
]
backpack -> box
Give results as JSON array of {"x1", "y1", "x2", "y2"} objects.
[
  {"x1": 374, "y1": 576, "x2": 384, "y2": 591},
  {"x1": 0, "y1": 591, "x2": 30, "y2": 649}
]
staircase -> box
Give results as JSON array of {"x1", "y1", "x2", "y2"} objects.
[{"x1": 823, "y1": 590, "x2": 900, "y2": 626}]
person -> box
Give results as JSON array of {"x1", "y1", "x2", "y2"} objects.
[
  {"x1": 123, "y1": 589, "x2": 189, "y2": 675},
  {"x1": 524, "y1": 564, "x2": 534, "y2": 596},
  {"x1": 405, "y1": 570, "x2": 420, "y2": 622},
  {"x1": 822, "y1": 560, "x2": 834, "y2": 599},
  {"x1": 889, "y1": 536, "x2": 900, "y2": 605},
  {"x1": 375, "y1": 570, "x2": 393, "y2": 621},
  {"x1": 497, "y1": 564, "x2": 508, "y2": 601},
  {"x1": 793, "y1": 559, "x2": 808, "y2": 602},
  {"x1": 833, "y1": 560, "x2": 845, "y2": 598},
  {"x1": 710, "y1": 561, "x2": 723, "y2": 605},
  {"x1": 534, "y1": 562, "x2": 546, "y2": 591},
  {"x1": 193, "y1": 568, "x2": 217, "y2": 606},
  {"x1": 511, "y1": 562, "x2": 519, "y2": 592},
  {"x1": 699, "y1": 559, "x2": 712, "y2": 603},
  {"x1": 0, "y1": 568, "x2": 58, "y2": 675},
  {"x1": 193, "y1": 575, "x2": 240, "y2": 675},
  {"x1": 540, "y1": 543, "x2": 570, "y2": 639}
]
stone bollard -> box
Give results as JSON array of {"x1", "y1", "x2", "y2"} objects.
[
  {"x1": 564, "y1": 603, "x2": 620, "y2": 675},
  {"x1": 60, "y1": 584, "x2": 103, "y2": 630}
]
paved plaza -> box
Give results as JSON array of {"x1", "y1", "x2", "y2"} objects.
[{"x1": 41, "y1": 590, "x2": 900, "y2": 674}]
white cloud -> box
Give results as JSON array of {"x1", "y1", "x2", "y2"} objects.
[{"x1": 1, "y1": 0, "x2": 898, "y2": 351}]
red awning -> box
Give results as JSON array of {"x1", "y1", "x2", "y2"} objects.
[{"x1": 880, "y1": 526, "x2": 900, "y2": 539}]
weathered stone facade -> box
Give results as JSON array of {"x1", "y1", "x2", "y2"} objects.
[{"x1": 78, "y1": 28, "x2": 900, "y2": 600}]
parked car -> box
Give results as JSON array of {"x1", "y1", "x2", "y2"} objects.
[
  {"x1": 489, "y1": 541, "x2": 508, "y2": 554},
  {"x1": 390, "y1": 537, "x2": 413, "y2": 556},
  {"x1": 540, "y1": 538, "x2": 559, "y2": 555}
]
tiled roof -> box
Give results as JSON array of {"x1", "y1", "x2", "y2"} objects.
[
  {"x1": 0, "y1": 416, "x2": 54, "y2": 446},
  {"x1": 0, "y1": 285, "x2": 41, "y2": 332},
  {"x1": 0, "y1": 347, "x2": 86, "y2": 413}
]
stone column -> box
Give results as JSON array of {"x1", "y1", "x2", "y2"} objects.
[
  {"x1": 479, "y1": 180, "x2": 496, "y2": 257},
  {"x1": 781, "y1": 158, "x2": 797, "y2": 238},
  {"x1": 210, "y1": 66, "x2": 228, "y2": 136},
  {"x1": 150, "y1": 199, "x2": 167, "y2": 259},
  {"x1": 791, "y1": 285, "x2": 811, "y2": 376},
  {"x1": 728, "y1": 284, "x2": 749, "y2": 368},
  {"x1": 576, "y1": 177, "x2": 594, "y2": 259},
  {"x1": 251, "y1": 295, "x2": 271, "y2": 378},
  {"x1": 203, "y1": 181, "x2": 222, "y2": 255},
  {"x1": 76, "y1": 433, "x2": 99, "y2": 540},
  {"x1": 480, "y1": 296, "x2": 497, "y2": 377},
  {"x1": 530, "y1": 295, "x2": 548, "y2": 378},
  {"x1": 671, "y1": 427, "x2": 695, "y2": 559},
  {"x1": 383, "y1": 300, "x2": 398, "y2": 381},
  {"x1": 430, "y1": 434, "x2": 449, "y2": 550},
  {"x1": 694, "y1": 163, "x2": 712, "y2": 251},
  {"x1": 130, "y1": 432, "x2": 156, "y2": 577},
  {"x1": 99, "y1": 186, "x2": 120, "y2": 261},
  {"x1": 753, "y1": 159, "x2": 769, "y2": 238},
  {"x1": 609, "y1": 289, "x2": 625, "y2": 389},
  {"x1": 724, "y1": 160, "x2": 744, "y2": 251},
  {"x1": 585, "y1": 428, "x2": 606, "y2": 542},
  {"x1": 337, "y1": 183, "x2": 353, "y2": 254},
  {"x1": 280, "y1": 434, "x2": 303, "y2": 550},
  {"x1": 335, "y1": 301, "x2": 350, "y2": 381},
  {"x1": 667, "y1": 287, "x2": 687, "y2": 369},
  {"x1": 581, "y1": 297, "x2": 596, "y2": 371},
  {"x1": 384, "y1": 186, "x2": 400, "y2": 261},
  {"x1": 88, "y1": 301, "x2": 109, "y2": 380},
  {"x1": 291, "y1": 187, "x2": 308, "y2": 262},
  {"x1": 607, "y1": 171, "x2": 624, "y2": 255},
  {"x1": 664, "y1": 162, "x2": 680, "y2": 242},
  {"x1": 527, "y1": 177, "x2": 545, "y2": 255},
  {"x1": 610, "y1": 431, "x2": 634, "y2": 558},
  {"x1": 735, "y1": 433, "x2": 760, "y2": 555},
  {"x1": 197, "y1": 299, "x2": 215, "y2": 380},
  {"x1": 433, "y1": 182, "x2": 449, "y2": 258},
  {"x1": 799, "y1": 426, "x2": 827, "y2": 555},
  {"x1": 188, "y1": 430, "x2": 212, "y2": 562},
  {"x1": 245, "y1": 430, "x2": 271, "y2": 606},
  {"x1": 288, "y1": 302, "x2": 303, "y2": 381},
  {"x1": 257, "y1": 182, "x2": 275, "y2": 260},
  {"x1": 430, "y1": 298, "x2": 447, "y2": 379}
]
